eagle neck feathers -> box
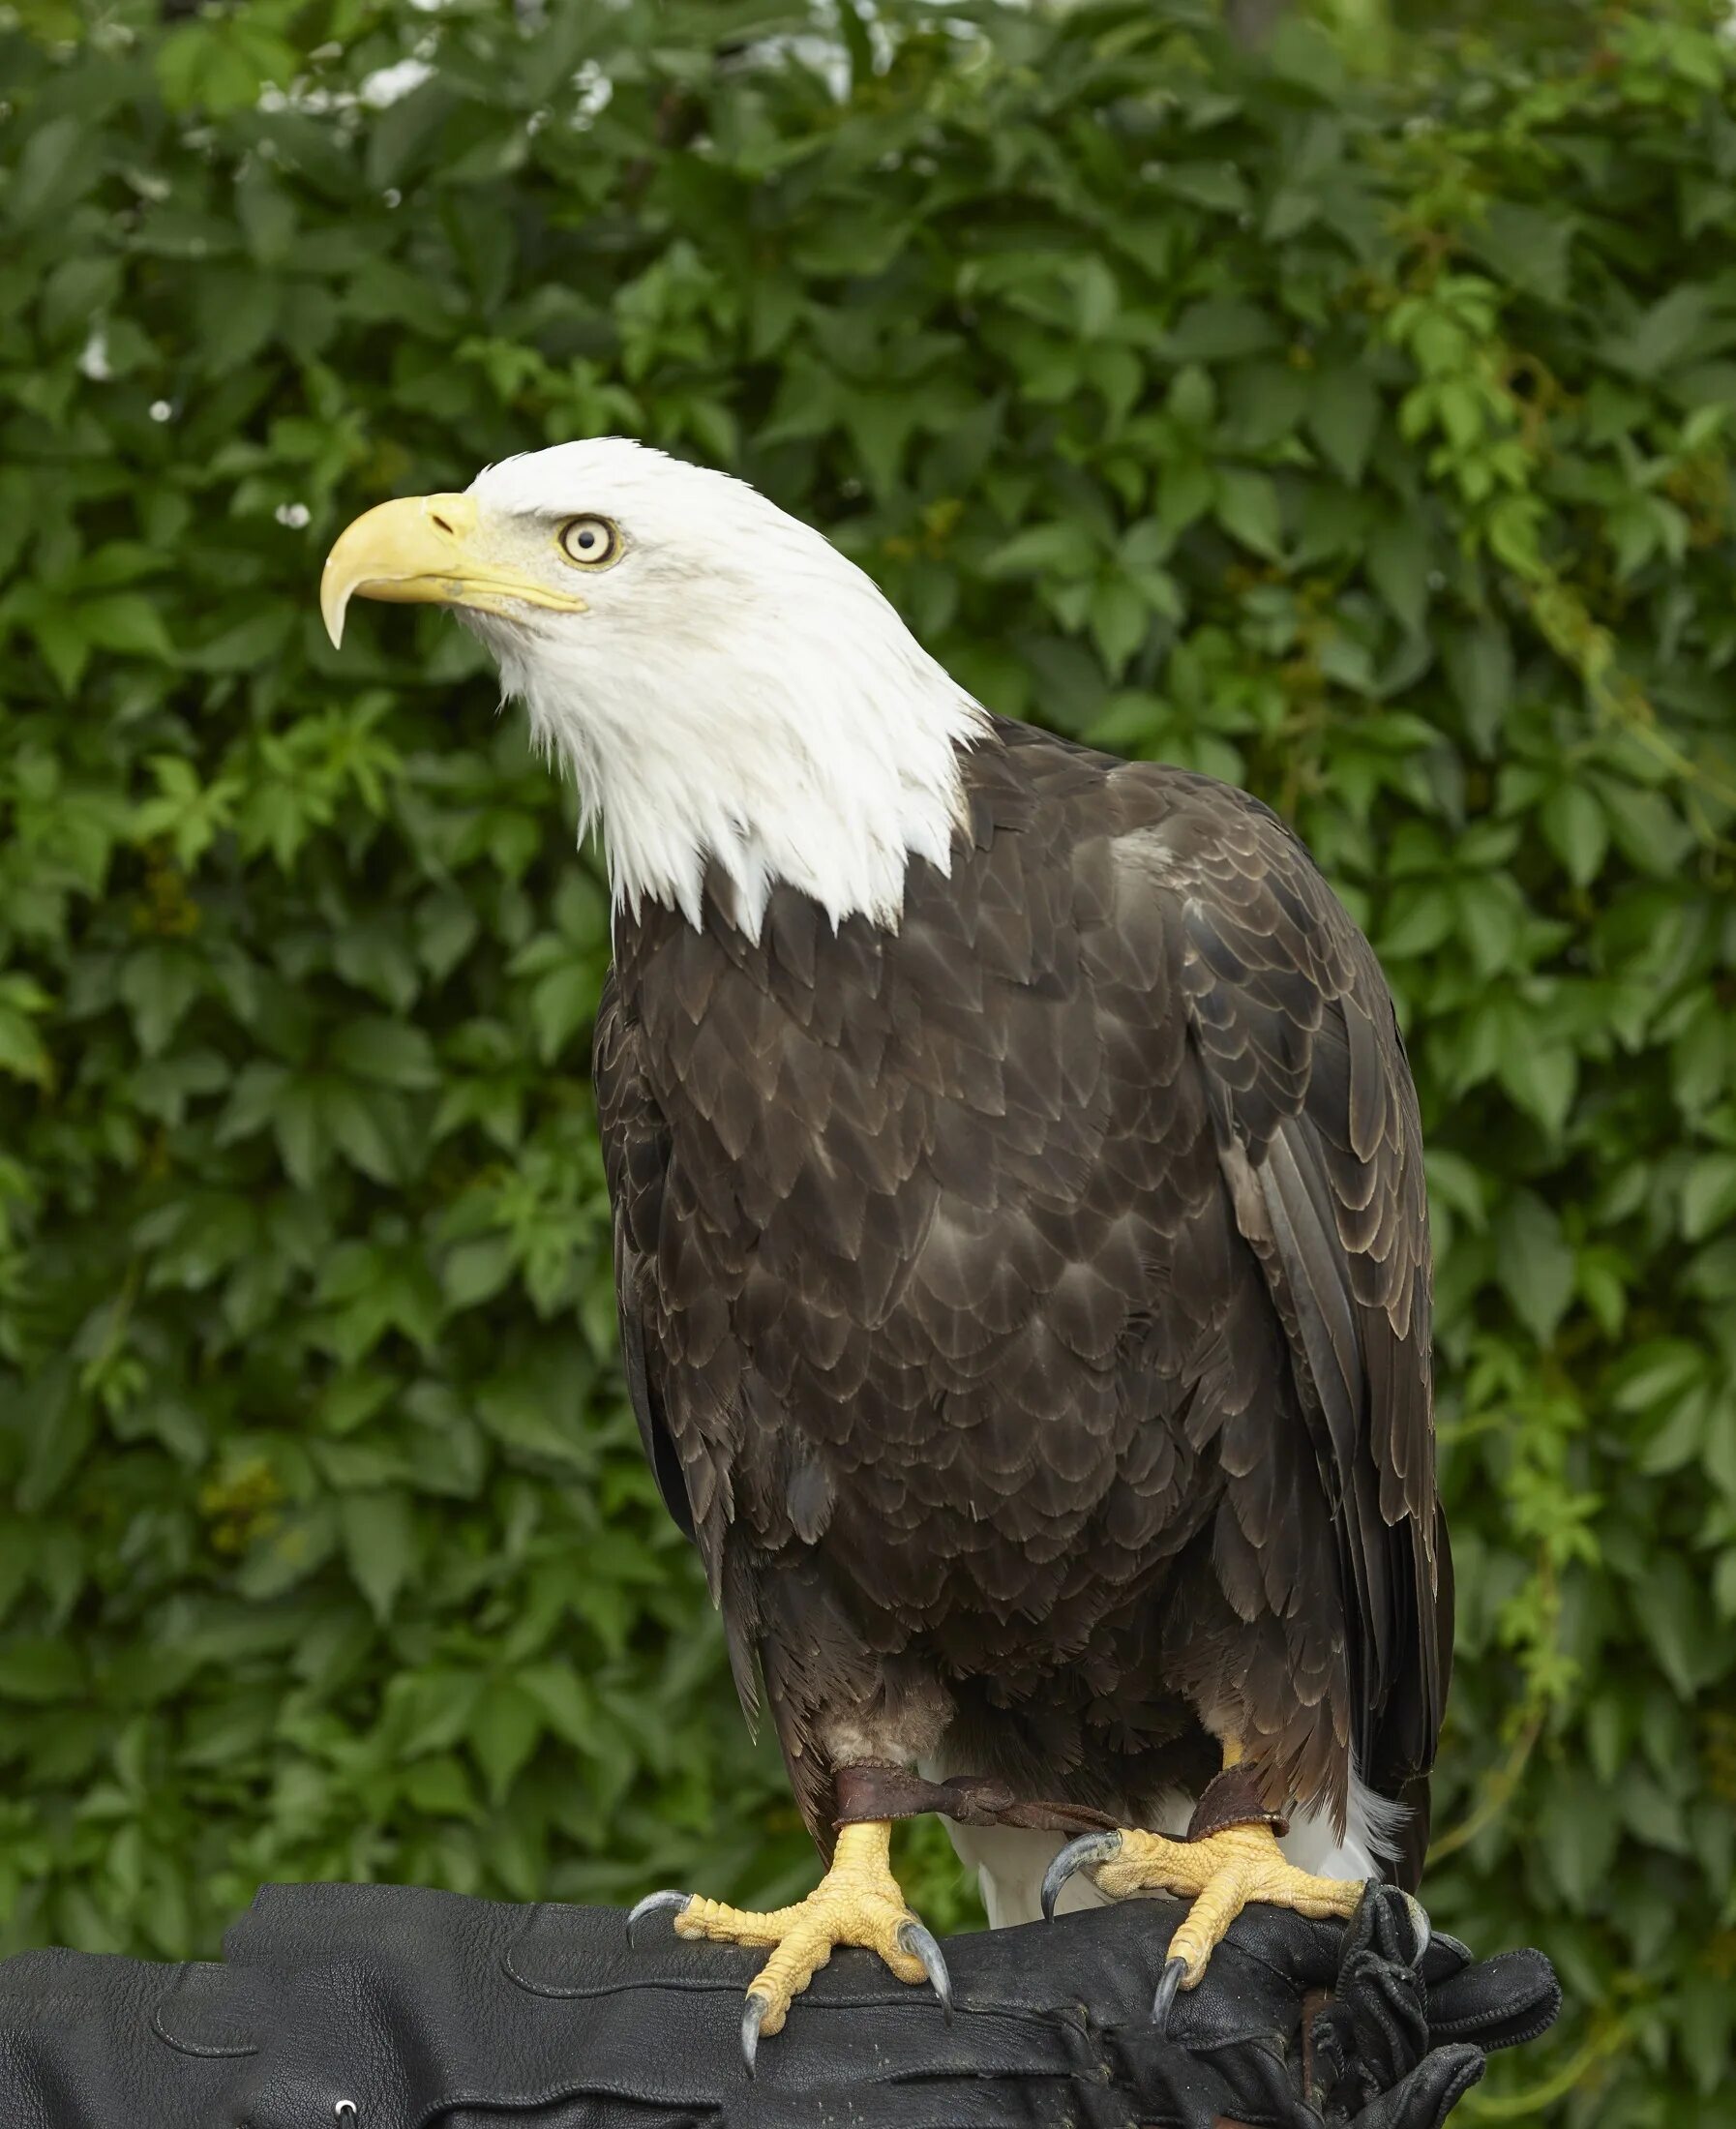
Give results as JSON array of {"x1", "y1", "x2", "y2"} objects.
[{"x1": 509, "y1": 575, "x2": 992, "y2": 939}]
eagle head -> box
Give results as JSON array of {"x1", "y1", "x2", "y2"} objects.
[{"x1": 321, "y1": 437, "x2": 985, "y2": 934}]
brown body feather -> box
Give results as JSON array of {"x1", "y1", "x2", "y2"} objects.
[{"x1": 593, "y1": 717, "x2": 1449, "y2": 1888}]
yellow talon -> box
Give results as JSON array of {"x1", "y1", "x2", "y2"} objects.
[
  {"x1": 647, "y1": 1820, "x2": 949, "y2": 2058},
  {"x1": 1092, "y1": 1820, "x2": 1363, "y2": 1990}
]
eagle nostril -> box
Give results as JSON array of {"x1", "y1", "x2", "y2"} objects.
[{"x1": 431, "y1": 513, "x2": 455, "y2": 535}]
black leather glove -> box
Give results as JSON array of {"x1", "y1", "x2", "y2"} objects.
[
  {"x1": 1309, "y1": 1887, "x2": 1558, "y2": 2128},
  {"x1": 1110, "y1": 1883, "x2": 1560, "y2": 2129},
  {"x1": 0, "y1": 1879, "x2": 1558, "y2": 2128}
]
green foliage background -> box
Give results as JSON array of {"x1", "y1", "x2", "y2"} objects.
[{"x1": 3, "y1": 0, "x2": 1735, "y2": 2115}]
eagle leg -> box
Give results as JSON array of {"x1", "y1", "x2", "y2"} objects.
[
  {"x1": 628, "y1": 1818, "x2": 949, "y2": 2071},
  {"x1": 1041, "y1": 1751, "x2": 1364, "y2": 2035}
]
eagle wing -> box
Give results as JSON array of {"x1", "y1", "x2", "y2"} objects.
[
  {"x1": 1123, "y1": 769, "x2": 1447, "y2": 1816},
  {"x1": 592, "y1": 968, "x2": 694, "y2": 1545}
]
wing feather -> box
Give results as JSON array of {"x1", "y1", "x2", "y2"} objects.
[
  {"x1": 1122, "y1": 773, "x2": 1445, "y2": 1792},
  {"x1": 592, "y1": 970, "x2": 695, "y2": 1546}
]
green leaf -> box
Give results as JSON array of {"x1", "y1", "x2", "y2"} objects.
[
  {"x1": 528, "y1": 963, "x2": 595, "y2": 1064},
  {"x1": 331, "y1": 1019, "x2": 438, "y2": 1090},
  {"x1": 443, "y1": 1235, "x2": 517, "y2": 1309},
  {"x1": 339, "y1": 1491, "x2": 418, "y2": 1622},
  {"x1": 1612, "y1": 1341, "x2": 1707, "y2": 1417},
  {"x1": 1164, "y1": 299, "x2": 1281, "y2": 364},
  {"x1": 1537, "y1": 1767, "x2": 1620, "y2": 1911},
  {"x1": 982, "y1": 523, "x2": 1098, "y2": 580},
  {"x1": 0, "y1": 997, "x2": 51, "y2": 1085},
  {"x1": 1090, "y1": 578, "x2": 1150, "y2": 676},
  {"x1": 15, "y1": 1359, "x2": 94, "y2": 1514},
  {"x1": 234, "y1": 1504, "x2": 338, "y2": 1600},
  {"x1": 272, "y1": 1082, "x2": 329, "y2": 1190},
  {"x1": 1598, "y1": 781, "x2": 1695, "y2": 877},
  {"x1": 402, "y1": 1754, "x2": 481, "y2": 1820},
  {"x1": 1167, "y1": 365, "x2": 1217, "y2": 434},
  {"x1": 1366, "y1": 517, "x2": 1429, "y2": 635},
  {"x1": 1425, "y1": 1149, "x2": 1486, "y2": 1228},
  {"x1": 1307, "y1": 365, "x2": 1381, "y2": 485},
  {"x1": 157, "y1": 17, "x2": 294, "y2": 114},
  {"x1": 1678, "y1": 1973, "x2": 1736, "y2": 2098},
  {"x1": 1465, "y1": 200, "x2": 1574, "y2": 306},
  {"x1": 119, "y1": 945, "x2": 202, "y2": 1058},
  {"x1": 518, "y1": 1660, "x2": 599, "y2": 1752},
  {"x1": 23, "y1": 602, "x2": 90, "y2": 693},
  {"x1": 0, "y1": 1638, "x2": 84, "y2": 1701},
  {"x1": 1443, "y1": 621, "x2": 1512, "y2": 755},
  {"x1": 322, "y1": 1082, "x2": 401, "y2": 1184},
  {"x1": 78, "y1": 594, "x2": 176, "y2": 662},
  {"x1": 1155, "y1": 460, "x2": 1215, "y2": 539},
  {"x1": 1214, "y1": 470, "x2": 1283, "y2": 559},
  {"x1": 468, "y1": 1677, "x2": 544, "y2": 1803},
  {"x1": 1642, "y1": 1553, "x2": 1730, "y2": 1696},
  {"x1": 1683, "y1": 1154, "x2": 1736, "y2": 1244},
  {"x1": 1539, "y1": 784, "x2": 1607, "y2": 887},
  {"x1": 1601, "y1": 285, "x2": 1736, "y2": 380},
  {"x1": 8, "y1": 116, "x2": 92, "y2": 228},
  {"x1": 1494, "y1": 1189, "x2": 1575, "y2": 1344},
  {"x1": 1497, "y1": 1040, "x2": 1576, "y2": 1136},
  {"x1": 1635, "y1": 1382, "x2": 1706, "y2": 1475}
]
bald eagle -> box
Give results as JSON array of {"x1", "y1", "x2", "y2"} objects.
[{"x1": 323, "y1": 440, "x2": 1449, "y2": 2062}]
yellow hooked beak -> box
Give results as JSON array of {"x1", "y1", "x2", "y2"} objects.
[{"x1": 319, "y1": 491, "x2": 588, "y2": 647}]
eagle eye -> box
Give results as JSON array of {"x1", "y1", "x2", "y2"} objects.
[{"x1": 558, "y1": 515, "x2": 620, "y2": 568}]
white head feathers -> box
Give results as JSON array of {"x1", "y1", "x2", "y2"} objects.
[{"x1": 461, "y1": 439, "x2": 989, "y2": 935}]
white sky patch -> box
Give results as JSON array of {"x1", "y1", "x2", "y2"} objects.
[
  {"x1": 571, "y1": 59, "x2": 613, "y2": 127},
  {"x1": 259, "y1": 80, "x2": 344, "y2": 114},
  {"x1": 78, "y1": 327, "x2": 110, "y2": 381},
  {"x1": 359, "y1": 57, "x2": 434, "y2": 107},
  {"x1": 738, "y1": 29, "x2": 850, "y2": 100},
  {"x1": 728, "y1": 1, "x2": 977, "y2": 102}
]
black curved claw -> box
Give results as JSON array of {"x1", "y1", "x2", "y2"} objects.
[
  {"x1": 741, "y1": 1992, "x2": 768, "y2": 2077},
  {"x1": 898, "y1": 1918, "x2": 954, "y2": 2024},
  {"x1": 1041, "y1": 1829, "x2": 1122, "y2": 1922},
  {"x1": 1151, "y1": 1954, "x2": 1187, "y2": 2034},
  {"x1": 626, "y1": 1888, "x2": 692, "y2": 1948}
]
